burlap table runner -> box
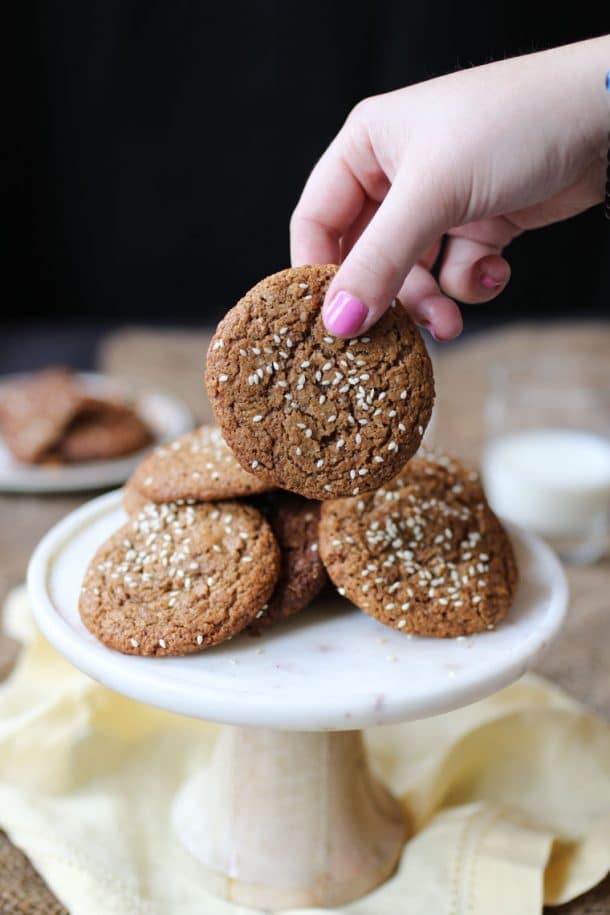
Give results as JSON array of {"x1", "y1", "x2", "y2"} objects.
[{"x1": 1, "y1": 322, "x2": 609, "y2": 914}]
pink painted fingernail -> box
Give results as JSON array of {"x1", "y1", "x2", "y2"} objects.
[
  {"x1": 419, "y1": 320, "x2": 439, "y2": 341},
  {"x1": 480, "y1": 274, "x2": 504, "y2": 290},
  {"x1": 323, "y1": 291, "x2": 368, "y2": 336}
]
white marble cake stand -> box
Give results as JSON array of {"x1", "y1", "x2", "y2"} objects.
[{"x1": 28, "y1": 490, "x2": 568, "y2": 911}]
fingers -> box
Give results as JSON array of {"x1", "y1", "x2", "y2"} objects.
[
  {"x1": 322, "y1": 170, "x2": 448, "y2": 336},
  {"x1": 290, "y1": 146, "x2": 365, "y2": 267},
  {"x1": 439, "y1": 238, "x2": 511, "y2": 303},
  {"x1": 290, "y1": 115, "x2": 388, "y2": 268},
  {"x1": 438, "y1": 217, "x2": 520, "y2": 303},
  {"x1": 340, "y1": 198, "x2": 379, "y2": 261},
  {"x1": 397, "y1": 264, "x2": 463, "y2": 340}
]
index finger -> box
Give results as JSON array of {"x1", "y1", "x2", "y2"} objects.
[{"x1": 290, "y1": 140, "x2": 367, "y2": 267}]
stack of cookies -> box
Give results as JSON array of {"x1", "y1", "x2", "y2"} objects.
[
  {"x1": 79, "y1": 266, "x2": 518, "y2": 656},
  {"x1": 0, "y1": 367, "x2": 153, "y2": 464},
  {"x1": 80, "y1": 426, "x2": 329, "y2": 654}
]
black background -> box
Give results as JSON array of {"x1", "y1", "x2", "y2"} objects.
[{"x1": 4, "y1": 1, "x2": 609, "y2": 341}]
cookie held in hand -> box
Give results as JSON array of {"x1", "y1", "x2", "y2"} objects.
[
  {"x1": 319, "y1": 453, "x2": 518, "y2": 637},
  {"x1": 205, "y1": 265, "x2": 434, "y2": 500}
]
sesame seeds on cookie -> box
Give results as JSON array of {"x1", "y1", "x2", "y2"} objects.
[
  {"x1": 125, "y1": 425, "x2": 274, "y2": 507},
  {"x1": 205, "y1": 265, "x2": 434, "y2": 501},
  {"x1": 79, "y1": 500, "x2": 280, "y2": 655},
  {"x1": 319, "y1": 453, "x2": 518, "y2": 637}
]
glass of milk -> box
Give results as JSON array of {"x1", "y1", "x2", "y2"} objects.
[{"x1": 482, "y1": 356, "x2": 610, "y2": 564}]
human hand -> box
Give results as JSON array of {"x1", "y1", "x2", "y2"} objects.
[{"x1": 290, "y1": 36, "x2": 610, "y2": 339}]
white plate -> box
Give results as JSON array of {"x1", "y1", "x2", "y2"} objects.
[
  {"x1": 0, "y1": 372, "x2": 193, "y2": 492},
  {"x1": 28, "y1": 490, "x2": 568, "y2": 731}
]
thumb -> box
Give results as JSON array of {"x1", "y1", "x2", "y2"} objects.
[{"x1": 322, "y1": 169, "x2": 449, "y2": 336}]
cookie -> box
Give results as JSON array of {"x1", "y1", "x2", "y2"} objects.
[
  {"x1": 205, "y1": 264, "x2": 434, "y2": 501},
  {"x1": 0, "y1": 368, "x2": 85, "y2": 463},
  {"x1": 253, "y1": 493, "x2": 327, "y2": 628},
  {"x1": 58, "y1": 399, "x2": 153, "y2": 462},
  {"x1": 122, "y1": 478, "x2": 150, "y2": 515},
  {"x1": 79, "y1": 500, "x2": 280, "y2": 655},
  {"x1": 125, "y1": 425, "x2": 274, "y2": 506},
  {"x1": 319, "y1": 453, "x2": 518, "y2": 637}
]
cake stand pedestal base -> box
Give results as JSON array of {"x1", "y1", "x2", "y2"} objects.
[{"x1": 172, "y1": 726, "x2": 407, "y2": 911}]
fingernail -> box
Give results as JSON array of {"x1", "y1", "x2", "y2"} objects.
[
  {"x1": 418, "y1": 320, "x2": 439, "y2": 342},
  {"x1": 323, "y1": 291, "x2": 368, "y2": 336},
  {"x1": 480, "y1": 274, "x2": 504, "y2": 290}
]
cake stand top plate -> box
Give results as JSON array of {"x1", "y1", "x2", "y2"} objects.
[{"x1": 28, "y1": 490, "x2": 568, "y2": 731}]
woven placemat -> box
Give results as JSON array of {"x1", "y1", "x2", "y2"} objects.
[
  {"x1": 1, "y1": 322, "x2": 608, "y2": 914},
  {"x1": 0, "y1": 830, "x2": 67, "y2": 914}
]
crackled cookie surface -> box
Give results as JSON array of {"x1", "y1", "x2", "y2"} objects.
[
  {"x1": 125, "y1": 425, "x2": 274, "y2": 507},
  {"x1": 80, "y1": 500, "x2": 280, "y2": 655},
  {"x1": 319, "y1": 454, "x2": 518, "y2": 637},
  {"x1": 205, "y1": 265, "x2": 434, "y2": 500}
]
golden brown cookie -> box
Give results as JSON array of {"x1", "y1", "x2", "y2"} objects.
[
  {"x1": 125, "y1": 425, "x2": 274, "y2": 507},
  {"x1": 79, "y1": 500, "x2": 280, "y2": 655},
  {"x1": 58, "y1": 399, "x2": 153, "y2": 462},
  {"x1": 252, "y1": 493, "x2": 327, "y2": 629},
  {"x1": 122, "y1": 478, "x2": 150, "y2": 515},
  {"x1": 205, "y1": 265, "x2": 434, "y2": 501},
  {"x1": 319, "y1": 453, "x2": 518, "y2": 637}
]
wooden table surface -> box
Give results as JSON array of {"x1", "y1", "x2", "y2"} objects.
[{"x1": 1, "y1": 323, "x2": 609, "y2": 914}]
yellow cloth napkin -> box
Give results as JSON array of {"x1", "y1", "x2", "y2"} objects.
[{"x1": 1, "y1": 586, "x2": 609, "y2": 915}]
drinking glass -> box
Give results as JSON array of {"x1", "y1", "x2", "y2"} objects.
[{"x1": 481, "y1": 354, "x2": 610, "y2": 565}]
